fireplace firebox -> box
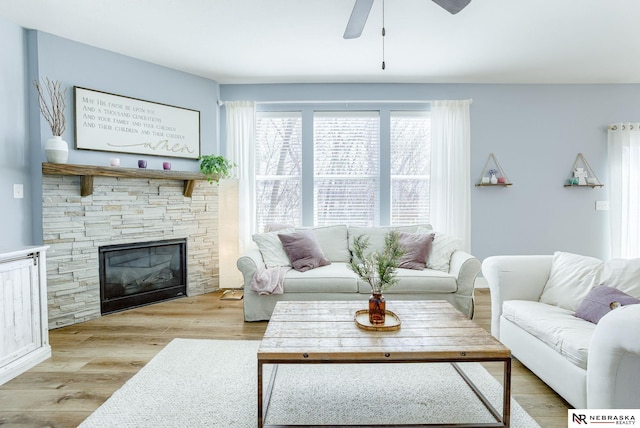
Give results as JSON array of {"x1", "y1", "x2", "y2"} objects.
[{"x1": 99, "y1": 238, "x2": 187, "y2": 314}]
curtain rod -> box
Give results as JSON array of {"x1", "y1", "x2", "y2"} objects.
[{"x1": 218, "y1": 99, "x2": 432, "y2": 106}]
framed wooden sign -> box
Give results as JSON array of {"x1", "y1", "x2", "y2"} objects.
[{"x1": 74, "y1": 87, "x2": 201, "y2": 159}]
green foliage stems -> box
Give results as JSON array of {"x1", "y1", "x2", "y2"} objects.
[{"x1": 348, "y1": 231, "x2": 404, "y2": 292}]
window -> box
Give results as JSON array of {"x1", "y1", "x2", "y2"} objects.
[
  {"x1": 391, "y1": 111, "x2": 430, "y2": 225},
  {"x1": 254, "y1": 112, "x2": 302, "y2": 233},
  {"x1": 314, "y1": 112, "x2": 380, "y2": 226},
  {"x1": 255, "y1": 107, "x2": 431, "y2": 230}
]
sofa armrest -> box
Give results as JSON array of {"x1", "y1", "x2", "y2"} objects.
[
  {"x1": 236, "y1": 249, "x2": 264, "y2": 291},
  {"x1": 587, "y1": 304, "x2": 640, "y2": 409},
  {"x1": 449, "y1": 250, "x2": 481, "y2": 298},
  {"x1": 481, "y1": 255, "x2": 553, "y2": 337}
]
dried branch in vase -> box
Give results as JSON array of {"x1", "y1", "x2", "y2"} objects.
[{"x1": 34, "y1": 78, "x2": 66, "y2": 136}]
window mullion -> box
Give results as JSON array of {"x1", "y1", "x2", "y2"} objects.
[
  {"x1": 379, "y1": 108, "x2": 391, "y2": 226},
  {"x1": 301, "y1": 107, "x2": 315, "y2": 226}
]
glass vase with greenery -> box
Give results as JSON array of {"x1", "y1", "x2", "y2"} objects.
[{"x1": 348, "y1": 231, "x2": 403, "y2": 324}]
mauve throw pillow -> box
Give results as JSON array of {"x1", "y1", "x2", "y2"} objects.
[
  {"x1": 278, "y1": 230, "x2": 331, "y2": 272},
  {"x1": 574, "y1": 285, "x2": 640, "y2": 324},
  {"x1": 397, "y1": 231, "x2": 435, "y2": 270}
]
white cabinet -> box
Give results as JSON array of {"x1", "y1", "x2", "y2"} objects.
[{"x1": 0, "y1": 246, "x2": 50, "y2": 385}]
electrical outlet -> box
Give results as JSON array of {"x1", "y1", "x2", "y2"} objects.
[
  {"x1": 13, "y1": 184, "x2": 24, "y2": 199},
  {"x1": 595, "y1": 201, "x2": 609, "y2": 211}
]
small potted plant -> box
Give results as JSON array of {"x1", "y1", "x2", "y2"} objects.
[
  {"x1": 198, "y1": 154, "x2": 235, "y2": 183},
  {"x1": 348, "y1": 231, "x2": 404, "y2": 324}
]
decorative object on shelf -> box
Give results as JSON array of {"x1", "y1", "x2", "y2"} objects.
[
  {"x1": 488, "y1": 169, "x2": 499, "y2": 184},
  {"x1": 348, "y1": 231, "x2": 403, "y2": 325},
  {"x1": 564, "y1": 153, "x2": 603, "y2": 188},
  {"x1": 198, "y1": 154, "x2": 235, "y2": 183},
  {"x1": 476, "y1": 153, "x2": 512, "y2": 187},
  {"x1": 109, "y1": 158, "x2": 120, "y2": 167},
  {"x1": 138, "y1": 160, "x2": 147, "y2": 169},
  {"x1": 163, "y1": 161, "x2": 171, "y2": 170},
  {"x1": 34, "y1": 78, "x2": 68, "y2": 164}
]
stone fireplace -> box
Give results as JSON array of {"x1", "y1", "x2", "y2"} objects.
[{"x1": 42, "y1": 164, "x2": 220, "y2": 329}]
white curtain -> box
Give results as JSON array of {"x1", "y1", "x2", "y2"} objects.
[
  {"x1": 429, "y1": 100, "x2": 472, "y2": 251},
  {"x1": 225, "y1": 101, "x2": 256, "y2": 254},
  {"x1": 607, "y1": 123, "x2": 640, "y2": 258}
]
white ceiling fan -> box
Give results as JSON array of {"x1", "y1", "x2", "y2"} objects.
[{"x1": 343, "y1": 0, "x2": 472, "y2": 39}]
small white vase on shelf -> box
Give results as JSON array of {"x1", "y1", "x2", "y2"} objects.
[
  {"x1": 45, "y1": 136, "x2": 69, "y2": 164},
  {"x1": 490, "y1": 173, "x2": 498, "y2": 184}
]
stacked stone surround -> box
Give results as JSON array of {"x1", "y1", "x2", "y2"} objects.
[{"x1": 42, "y1": 174, "x2": 219, "y2": 329}]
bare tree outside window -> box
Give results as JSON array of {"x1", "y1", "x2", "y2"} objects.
[
  {"x1": 314, "y1": 112, "x2": 380, "y2": 226},
  {"x1": 391, "y1": 111, "x2": 431, "y2": 225},
  {"x1": 254, "y1": 108, "x2": 430, "y2": 231},
  {"x1": 255, "y1": 112, "x2": 302, "y2": 232}
]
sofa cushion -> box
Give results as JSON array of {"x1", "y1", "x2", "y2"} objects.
[
  {"x1": 348, "y1": 224, "x2": 433, "y2": 259},
  {"x1": 397, "y1": 231, "x2": 435, "y2": 270},
  {"x1": 539, "y1": 251, "x2": 604, "y2": 311},
  {"x1": 278, "y1": 230, "x2": 331, "y2": 272},
  {"x1": 502, "y1": 300, "x2": 595, "y2": 370},
  {"x1": 424, "y1": 230, "x2": 464, "y2": 273},
  {"x1": 601, "y1": 257, "x2": 640, "y2": 298},
  {"x1": 357, "y1": 268, "x2": 457, "y2": 294},
  {"x1": 297, "y1": 225, "x2": 350, "y2": 263},
  {"x1": 252, "y1": 228, "x2": 295, "y2": 268},
  {"x1": 574, "y1": 285, "x2": 640, "y2": 324},
  {"x1": 283, "y1": 263, "x2": 358, "y2": 293}
]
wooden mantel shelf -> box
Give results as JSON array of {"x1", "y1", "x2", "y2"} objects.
[{"x1": 42, "y1": 162, "x2": 211, "y2": 197}]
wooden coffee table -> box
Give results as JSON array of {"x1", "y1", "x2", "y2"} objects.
[{"x1": 257, "y1": 300, "x2": 511, "y2": 428}]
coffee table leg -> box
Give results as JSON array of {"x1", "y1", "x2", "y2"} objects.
[
  {"x1": 258, "y1": 361, "x2": 263, "y2": 428},
  {"x1": 452, "y1": 362, "x2": 511, "y2": 427},
  {"x1": 258, "y1": 363, "x2": 280, "y2": 428},
  {"x1": 503, "y1": 358, "x2": 511, "y2": 428}
]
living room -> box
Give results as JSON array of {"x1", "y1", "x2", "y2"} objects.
[{"x1": 2, "y1": 1, "x2": 640, "y2": 427}]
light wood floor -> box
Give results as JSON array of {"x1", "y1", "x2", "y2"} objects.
[{"x1": 0, "y1": 288, "x2": 570, "y2": 427}]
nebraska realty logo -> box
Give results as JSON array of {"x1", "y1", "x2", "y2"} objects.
[{"x1": 569, "y1": 409, "x2": 638, "y2": 426}]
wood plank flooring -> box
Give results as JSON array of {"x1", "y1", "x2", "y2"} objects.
[{"x1": 0, "y1": 288, "x2": 570, "y2": 427}]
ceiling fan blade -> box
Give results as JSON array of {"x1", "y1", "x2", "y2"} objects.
[
  {"x1": 431, "y1": 0, "x2": 472, "y2": 14},
  {"x1": 343, "y1": 0, "x2": 374, "y2": 39}
]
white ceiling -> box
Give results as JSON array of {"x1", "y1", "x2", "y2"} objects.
[{"x1": 2, "y1": 0, "x2": 640, "y2": 84}]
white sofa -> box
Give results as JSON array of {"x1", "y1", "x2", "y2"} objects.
[
  {"x1": 482, "y1": 254, "x2": 640, "y2": 409},
  {"x1": 237, "y1": 224, "x2": 480, "y2": 321}
]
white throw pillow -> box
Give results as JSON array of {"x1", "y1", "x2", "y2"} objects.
[
  {"x1": 600, "y1": 258, "x2": 640, "y2": 298},
  {"x1": 423, "y1": 229, "x2": 463, "y2": 272},
  {"x1": 539, "y1": 251, "x2": 604, "y2": 311},
  {"x1": 297, "y1": 225, "x2": 350, "y2": 263},
  {"x1": 252, "y1": 229, "x2": 295, "y2": 268}
]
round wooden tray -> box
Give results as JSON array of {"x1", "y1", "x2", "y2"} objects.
[{"x1": 354, "y1": 309, "x2": 401, "y2": 331}]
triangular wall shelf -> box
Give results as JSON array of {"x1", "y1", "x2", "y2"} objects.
[
  {"x1": 475, "y1": 153, "x2": 513, "y2": 187},
  {"x1": 564, "y1": 153, "x2": 603, "y2": 188}
]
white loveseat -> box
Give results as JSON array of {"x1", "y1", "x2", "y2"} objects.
[
  {"x1": 237, "y1": 224, "x2": 480, "y2": 321},
  {"x1": 482, "y1": 253, "x2": 640, "y2": 409}
]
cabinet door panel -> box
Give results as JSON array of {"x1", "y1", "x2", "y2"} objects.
[{"x1": 1, "y1": 258, "x2": 38, "y2": 366}]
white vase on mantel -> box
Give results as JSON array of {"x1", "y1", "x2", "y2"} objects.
[{"x1": 45, "y1": 136, "x2": 69, "y2": 164}]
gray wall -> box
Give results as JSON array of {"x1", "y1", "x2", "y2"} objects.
[
  {"x1": 0, "y1": 17, "x2": 31, "y2": 247},
  {"x1": 221, "y1": 83, "x2": 640, "y2": 261},
  {"x1": 0, "y1": 21, "x2": 221, "y2": 248}
]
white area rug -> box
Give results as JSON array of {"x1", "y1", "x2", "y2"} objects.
[{"x1": 80, "y1": 338, "x2": 540, "y2": 427}]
